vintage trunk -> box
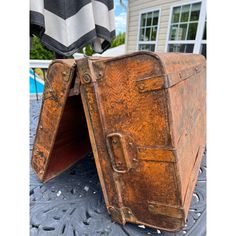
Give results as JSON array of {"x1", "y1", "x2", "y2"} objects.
[
  {"x1": 76, "y1": 52, "x2": 206, "y2": 231},
  {"x1": 31, "y1": 59, "x2": 91, "y2": 182}
]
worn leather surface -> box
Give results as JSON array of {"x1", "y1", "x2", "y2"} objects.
[{"x1": 76, "y1": 52, "x2": 206, "y2": 231}]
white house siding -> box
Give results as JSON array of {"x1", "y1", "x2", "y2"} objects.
[{"x1": 126, "y1": 0, "x2": 201, "y2": 53}]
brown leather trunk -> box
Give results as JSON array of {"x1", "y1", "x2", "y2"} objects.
[
  {"x1": 31, "y1": 59, "x2": 91, "y2": 182},
  {"x1": 76, "y1": 52, "x2": 206, "y2": 231}
]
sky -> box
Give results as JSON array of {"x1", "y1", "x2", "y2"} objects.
[{"x1": 114, "y1": 0, "x2": 128, "y2": 34}]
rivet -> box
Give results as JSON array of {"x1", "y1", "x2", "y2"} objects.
[
  {"x1": 138, "y1": 84, "x2": 145, "y2": 90},
  {"x1": 62, "y1": 71, "x2": 69, "y2": 82},
  {"x1": 98, "y1": 72, "x2": 103, "y2": 77},
  {"x1": 36, "y1": 150, "x2": 44, "y2": 158},
  {"x1": 83, "y1": 73, "x2": 91, "y2": 84},
  {"x1": 112, "y1": 139, "x2": 118, "y2": 144},
  {"x1": 133, "y1": 158, "x2": 138, "y2": 162},
  {"x1": 149, "y1": 205, "x2": 155, "y2": 210},
  {"x1": 39, "y1": 125, "x2": 43, "y2": 129}
]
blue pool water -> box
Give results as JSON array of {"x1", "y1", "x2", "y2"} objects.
[{"x1": 30, "y1": 70, "x2": 44, "y2": 94}]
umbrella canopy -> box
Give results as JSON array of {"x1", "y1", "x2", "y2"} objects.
[{"x1": 30, "y1": 0, "x2": 116, "y2": 56}]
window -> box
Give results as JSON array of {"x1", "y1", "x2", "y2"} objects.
[
  {"x1": 137, "y1": 10, "x2": 160, "y2": 52},
  {"x1": 168, "y1": 44, "x2": 194, "y2": 53},
  {"x1": 167, "y1": 1, "x2": 206, "y2": 55},
  {"x1": 200, "y1": 18, "x2": 207, "y2": 57}
]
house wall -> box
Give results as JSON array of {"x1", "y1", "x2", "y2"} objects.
[{"x1": 126, "y1": 0, "x2": 203, "y2": 53}]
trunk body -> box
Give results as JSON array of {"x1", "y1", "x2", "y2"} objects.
[{"x1": 76, "y1": 52, "x2": 206, "y2": 231}]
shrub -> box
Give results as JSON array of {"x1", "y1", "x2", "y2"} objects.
[{"x1": 30, "y1": 35, "x2": 55, "y2": 60}]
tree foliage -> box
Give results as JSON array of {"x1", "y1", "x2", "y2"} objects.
[
  {"x1": 30, "y1": 35, "x2": 55, "y2": 60},
  {"x1": 30, "y1": 32, "x2": 126, "y2": 59},
  {"x1": 111, "y1": 32, "x2": 125, "y2": 48},
  {"x1": 79, "y1": 44, "x2": 94, "y2": 56},
  {"x1": 81, "y1": 33, "x2": 126, "y2": 56}
]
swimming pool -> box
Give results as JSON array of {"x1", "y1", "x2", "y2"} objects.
[{"x1": 30, "y1": 69, "x2": 44, "y2": 94}]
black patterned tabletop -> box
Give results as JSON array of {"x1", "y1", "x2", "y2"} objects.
[{"x1": 30, "y1": 99, "x2": 206, "y2": 236}]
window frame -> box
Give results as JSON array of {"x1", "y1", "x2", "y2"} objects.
[
  {"x1": 200, "y1": 16, "x2": 207, "y2": 56},
  {"x1": 136, "y1": 7, "x2": 162, "y2": 52},
  {"x1": 165, "y1": 0, "x2": 206, "y2": 54}
]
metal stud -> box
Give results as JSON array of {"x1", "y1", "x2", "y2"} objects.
[
  {"x1": 83, "y1": 73, "x2": 92, "y2": 84},
  {"x1": 62, "y1": 71, "x2": 69, "y2": 82},
  {"x1": 112, "y1": 138, "x2": 118, "y2": 144},
  {"x1": 98, "y1": 72, "x2": 103, "y2": 78},
  {"x1": 138, "y1": 84, "x2": 145, "y2": 91},
  {"x1": 149, "y1": 204, "x2": 155, "y2": 210}
]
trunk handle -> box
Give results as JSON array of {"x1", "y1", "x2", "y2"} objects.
[{"x1": 106, "y1": 133, "x2": 137, "y2": 173}]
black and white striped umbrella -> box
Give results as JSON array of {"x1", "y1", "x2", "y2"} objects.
[{"x1": 30, "y1": 0, "x2": 116, "y2": 56}]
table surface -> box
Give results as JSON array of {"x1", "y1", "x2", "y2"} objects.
[{"x1": 30, "y1": 99, "x2": 206, "y2": 236}]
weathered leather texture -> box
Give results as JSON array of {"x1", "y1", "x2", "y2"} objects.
[{"x1": 76, "y1": 52, "x2": 206, "y2": 231}]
